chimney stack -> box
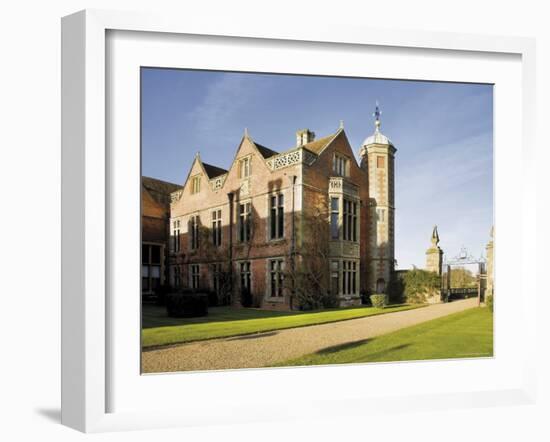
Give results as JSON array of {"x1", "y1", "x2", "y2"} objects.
[{"x1": 296, "y1": 129, "x2": 315, "y2": 147}]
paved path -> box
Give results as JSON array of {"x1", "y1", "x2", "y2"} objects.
[{"x1": 142, "y1": 298, "x2": 479, "y2": 373}]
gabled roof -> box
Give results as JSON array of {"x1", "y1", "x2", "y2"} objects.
[
  {"x1": 202, "y1": 162, "x2": 228, "y2": 179},
  {"x1": 142, "y1": 176, "x2": 181, "y2": 194},
  {"x1": 296, "y1": 131, "x2": 340, "y2": 155},
  {"x1": 178, "y1": 128, "x2": 345, "y2": 194},
  {"x1": 142, "y1": 176, "x2": 182, "y2": 207},
  {"x1": 253, "y1": 142, "x2": 278, "y2": 159}
]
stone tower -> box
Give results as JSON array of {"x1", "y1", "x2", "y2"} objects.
[
  {"x1": 360, "y1": 103, "x2": 396, "y2": 294},
  {"x1": 425, "y1": 225, "x2": 443, "y2": 275}
]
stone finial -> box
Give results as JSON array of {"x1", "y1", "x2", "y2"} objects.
[
  {"x1": 244, "y1": 127, "x2": 249, "y2": 138},
  {"x1": 431, "y1": 225, "x2": 440, "y2": 246},
  {"x1": 426, "y1": 225, "x2": 443, "y2": 275},
  {"x1": 339, "y1": 120, "x2": 344, "y2": 129}
]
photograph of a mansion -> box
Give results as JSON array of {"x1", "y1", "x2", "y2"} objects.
[{"x1": 159, "y1": 111, "x2": 396, "y2": 310}]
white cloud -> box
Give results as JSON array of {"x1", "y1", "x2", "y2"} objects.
[{"x1": 188, "y1": 73, "x2": 271, "y2": 142}]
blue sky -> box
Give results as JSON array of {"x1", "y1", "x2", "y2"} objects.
[{"x1": 141, "y1": 68, "x2": 493, "y2": 270}]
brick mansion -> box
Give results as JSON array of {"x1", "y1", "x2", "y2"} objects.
[{"x1": 142, "y1": 107, "x2": 396, "y2": 310}]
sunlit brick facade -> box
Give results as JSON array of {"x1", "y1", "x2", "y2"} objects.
[
  {"x1": 168, "y1": 114, "x2": 396, "y2": 310},
  {"x1": 141, "y1": 176, "x2": 182, "y2": 298}
]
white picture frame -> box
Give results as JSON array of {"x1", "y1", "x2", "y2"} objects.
[{"x1": 61, "y1": 9, "x2": 537, "y2": 433}]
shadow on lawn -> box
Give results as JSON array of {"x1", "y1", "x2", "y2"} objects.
[
  {"x1": 315, "y1": 338, "x2": 411, "y2": 360},
  {"x1": 141, "y1": 304, "x2": 303, "y2": 329}
]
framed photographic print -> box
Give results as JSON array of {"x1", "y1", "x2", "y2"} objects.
[{"x1": 61, "y1": 9, "x2": 537, "y2": 433}]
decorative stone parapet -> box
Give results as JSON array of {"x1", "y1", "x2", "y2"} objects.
[{"x1": 265, "y1": 148, "x2": 317, "y2": 171}]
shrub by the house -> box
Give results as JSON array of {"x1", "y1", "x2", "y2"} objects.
[
  {"x1": 387, "y1": 273, "x2": 406, "y2": 304},
  {"x1": 369, "y1": 294, "x2": 387, "y2": 308},
  {"x1": 154, "y1": 284, "x2": 173, "y2": 306},
  {"x1": 401, "y1": 269, "x2": 441, "y2": 304},
  {"x1": 206, "y1": 290, "x2": 218, "y2": 307}
]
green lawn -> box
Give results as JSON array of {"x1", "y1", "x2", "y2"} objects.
[
  {"x1": 275, "y1": 307, "x2": 493, "y2": 367},
  {"x1": 142, "y1": 303, "x2": 425, "y2": 348}
]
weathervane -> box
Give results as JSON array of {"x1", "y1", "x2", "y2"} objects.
[{"x1": 373, "y1": 101, "x2": 381, "y2": 130}]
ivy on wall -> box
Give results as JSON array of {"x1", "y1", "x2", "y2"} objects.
[{"x1": 391, "y1": 268, "x2": 441, "y2": 304}]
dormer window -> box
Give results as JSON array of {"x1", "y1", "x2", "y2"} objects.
[
  {"x1": 239, "y1": 157, "x2": 251, "y2": 179},
  {"x1": 333, "y1": 154, "x2": 349, "y2": 177},
  {"x1": 191, "y1": 176, "x2": 201, "y2": 194}
]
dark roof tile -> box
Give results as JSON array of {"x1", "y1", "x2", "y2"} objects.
[
  {"x1": 299, "y1": 132, "x2": 338, "y2": 154},
  {"x1": 202, "y1": 162, "x2": 228, "y2": 179},
  {"x1": 254, "y1": 142, "x2": 279, "y2": 159},
  {"x1": 142, "y1": 176, "x2": 182, "y2": 207}
]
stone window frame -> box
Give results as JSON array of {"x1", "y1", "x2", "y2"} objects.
[
  {"x1": 330, "y1": 196, "x2": 340, "y2": 240},
  {"x1": 329, "y1": 194, "x2": 360, "y2": 243},
  {"x1": 211, "y1": 207, "x2": 222, "y2": 247},
  {"x1": 328, "y1": 258, "x2": 359, "y2": 297},
  {"x1": 332, "y1": 153, "x2": 350, "y2": 177},
  {"x1": 265, "y1": 257, "x2": 285, "y2": 301},
  {"x1": 238, "y1": 155, "x2": 252, "y2": 179},
  {"x1": 341, "y1": 260, "x2": 358, "y2": 296},
  {"x1": 190, "y1": 174, "x2": 201, "y2": 194},
  {"x1": 237, "y1": 259, "x2": 252, "y2": 294},
  {"x1": 190, "y1": 263, "x2": 200, "y2": 289},
  {"x1": 237, "y1": 199, "x2": 252, "y2": 243},
  {"x1": 267, "y1": 191, "x2": 285, "y2": 241},
  {"x1": 172, "y1": 218, "x2": 181, "y2": 253},
  {"x1": 342, "y1": 198, "x2": 358, "y2": 242},
  {"x1": 141, "y1": 242, "x2": 164, "y2": 295},
  {"x1": 188, "y1": 213, "x2": 200, "y2": 250}
]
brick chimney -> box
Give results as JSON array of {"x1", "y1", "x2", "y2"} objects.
[{"x1": 296, "y1": 129, "x2": 315, "y2": 147}]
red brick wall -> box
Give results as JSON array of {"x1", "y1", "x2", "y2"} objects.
[{"x1": 169, "y1": 130, "x2": 374, "y2": 309}]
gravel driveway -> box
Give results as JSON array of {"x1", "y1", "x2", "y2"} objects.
[{"x1": 142, "y1": 298, "x2": 479, "y2": 373}]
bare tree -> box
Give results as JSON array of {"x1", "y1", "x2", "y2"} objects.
[{"x1": 285, "y1": 207, "x2": 334, "y2": 310}]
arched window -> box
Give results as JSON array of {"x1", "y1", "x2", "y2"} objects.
[{"x1": 376, "y1": 278, "x2": 386, "y2": 294}]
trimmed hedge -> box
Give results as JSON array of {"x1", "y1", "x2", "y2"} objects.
[
  {"x1": 206, "y1": 290, "x2": 218, "y2": 307},
  {"x1": 166, "y1": 292, "x2": 208, "y2": 318},
  {"x1": 370, "y1": 294, "x2": 388, "y2": 308},
  {"x1": 154, "y1": 284, "x2": 172, "y2": 306}
]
